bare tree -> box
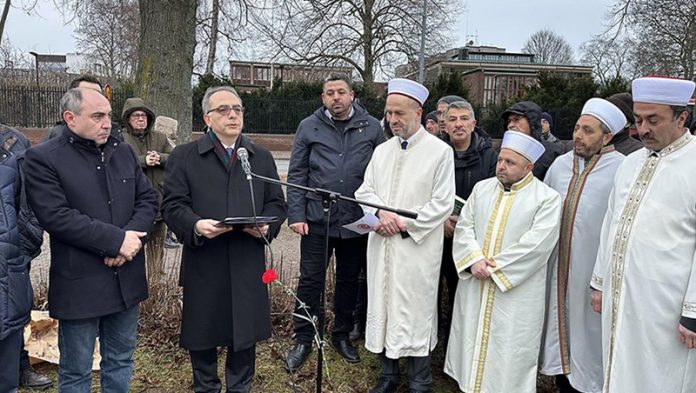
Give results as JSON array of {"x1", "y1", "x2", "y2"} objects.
[
  {"x1": 0, "y1": 0, "x2": 11, "y2": 43},
  {"x1": 252, "y1": 0, "x2": 461, "y2": 83},
  {"x1": 580, "y1": 35, "x2": 635, "y2": 84},
  {"x1": 522, "y1": 29, "x2": 574, "y2": 65},
  {"x1": 603, "y1": 0, "x2": 696, "y2": 79},
  {"x1": 203, "y1": 0, "x2": 220, "y2": 75},
  {"x1": 74, "y1": 0, "x2": 140, "y2": 79},
  {"x1": 194, "y1": 0, "x2": 260, "y2": 77},
  {"x1": 0, "y1": 37, "x2": 29, "y2": 69}
]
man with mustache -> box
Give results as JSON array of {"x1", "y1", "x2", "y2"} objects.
[
  {"x1": 438, "y1": 100, "x2": 497, "y2": 346},
  {"x1": 444, "y1": 130, "x2": 561, "y2": 393},
  {"x1": 285, "y1": 74, "x2": 385, "y2": 372},
  {"x1": 356, "y1": 78, "x2": 455, "y2": 393},
  {"x1": 591, "y1": 76, "x2": 696, "y2": 393},
  {"x1": 539, "y1": 98, "x2": 627, "y2": 393}
]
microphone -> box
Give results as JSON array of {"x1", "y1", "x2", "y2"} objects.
[{"x1": 237, "y1": 147, "x2": 252, "y2": 180}]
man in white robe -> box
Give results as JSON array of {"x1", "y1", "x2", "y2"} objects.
[
  {"x1": 590, "y1": 77, "x2": 696, "y2": 393},
  {"x1": 355, "y1": 78, "x2": 455, "y2": 393},
  {"x1": 540, "y1": 98, "x2": 627, "y2": 393},
  {"x1": 445, "y1": 131, "x2": 561, "y2": 393}
]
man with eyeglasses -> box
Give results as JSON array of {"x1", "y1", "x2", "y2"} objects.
[
  {"x1": 284, "y1": 73, "x2": 385, "y2": 372},
  {"x1": 121, "y1": 98, "x2": 173, "y2": 282},
  {"x1": 162, "y1": 86, "x2": 287, "y2": 392},
  {"x1": 23, "y1": 87, "x2": 158, "y2": 392}
]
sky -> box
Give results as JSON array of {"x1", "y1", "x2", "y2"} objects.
[{"x1": 3, "y1": 0, "x2": 616, "y2": 68}]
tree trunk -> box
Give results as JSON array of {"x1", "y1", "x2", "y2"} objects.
[
  {"x1": 136, "y1": 0, "x2": 196, "y2": 143},
  {"x1": 204, "y1": 0, "x2": 219, "y2": 76},
  {"x1": 0, "y1": 0, "x2": 11, "y2": 43}
]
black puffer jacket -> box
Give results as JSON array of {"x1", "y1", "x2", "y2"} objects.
[
  {"x1": 451, "y1": 128, "x2": 498, "y2": 200},
  {"x1": 502, "y1": 101, "x2": 563, "y2": 180},
  {"x1": 0, "y1": 125, "x2": 42, "y2": 340}
]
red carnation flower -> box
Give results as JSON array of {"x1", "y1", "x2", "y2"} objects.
[{"x1": 262, "y1": 268, "x2": 278, "y2": 284}]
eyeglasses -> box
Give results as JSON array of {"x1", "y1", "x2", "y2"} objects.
[
  {"x1": 130, "y1": 113, "x2": 147, "y2": 119},
  {"x1": 207, "y1": 105, "x2": 244, "y2": 116}
]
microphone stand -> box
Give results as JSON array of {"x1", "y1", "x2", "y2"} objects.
[{"x1": 248, "y1": 171, "x2": 417, "y2": 393}]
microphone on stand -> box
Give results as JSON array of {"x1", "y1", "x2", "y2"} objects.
[
  {"x1": 237, "y1": 147, "x2": 275, "y2": 268},
  {"x1": 237, "y1": 147, "x2": 252, "y2": 180}
]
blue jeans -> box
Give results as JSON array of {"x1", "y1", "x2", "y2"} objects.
[{"x1": 58, "y1": 306, "x2": 139, "y2": 393}]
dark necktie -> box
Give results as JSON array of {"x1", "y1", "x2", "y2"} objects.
[
  {"x1": 226, "y1": 147, "x2": 234, "y2": 157},
  {"x1": 401, "y1": 140, "x2": 408, "y2": 150}
]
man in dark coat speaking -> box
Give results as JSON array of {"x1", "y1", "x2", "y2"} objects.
[
  {"x1": 162, "y1": 86, "x2": 287, "y2": 392},
  {"x1": 23, "y1": 87, "x2": 158, "y2": 391}
]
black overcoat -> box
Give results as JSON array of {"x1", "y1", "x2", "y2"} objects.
[
  {"x1": 23, "y1": 126, "x2": 158, "y2": 320},
  {"x1": 162, "y1": 132, "x2": 287, "y2": 351}
]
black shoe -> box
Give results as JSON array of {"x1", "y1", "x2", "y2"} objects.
[
  {"x1": 332, "y1": 339, "x2": 360, "y2": 363},
  {"x1": 284, "y1": 342, "x2": 312, "y2": 373},
  {"x1": 349, "y1": 321, "x2": 365, "y2": 341},
  {"x1": 369, "y1": 377, "x2": 399, "y2": 393},
  {"x1": 19, "y1": 366, "x2": 52, "y2": 389}
]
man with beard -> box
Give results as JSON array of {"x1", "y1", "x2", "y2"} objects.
[
  {"x1": 540, "y1": 98, "x2": 627, "y2": 393},
  {"x1": 445, "y1": 131, "x2": 561, "y2": 393},
  {"x1": 284, "y1": 74, "x2": 385, "y2": 372},
  {"x1": 439, "y1": 100, "x2": 497, "y2": 345},
  {"x1": 502, "y1": 101, "x2": 563, "y2": 179},
  {"x1": 355, "y1": 78, "x2": 454, "y2": 393},
  {"x1": 591, "y1": 76, "x2": 696, "y2": 393}
]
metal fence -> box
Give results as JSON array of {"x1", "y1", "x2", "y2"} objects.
[
  {"x1": 0, "y1": 85, "x2": 582, "y2": 137},
  {"x1": 0, "y1": 85, "x2": 322, "y2": 134}
]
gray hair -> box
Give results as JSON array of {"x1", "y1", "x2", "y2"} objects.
[
  {"x1": 60, "y1": 88, "x2": 84, "y2": 115},
  {"x1": 202, "y1": 86, "x2": 242, "y2": 114},
  {"x1": 444, "y1": 100, "x2": 476, "y2": 121},
  {"x1": 599, "y1": 122, "x2": 612, "y2": 135}
]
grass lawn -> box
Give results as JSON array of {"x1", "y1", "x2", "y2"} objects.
[{"x1": 20, "y1": 336, "x2": 557, "y2": 392}]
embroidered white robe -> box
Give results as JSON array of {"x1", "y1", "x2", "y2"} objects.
[
  {"x1": 591, "y1": 132, "x2": 696, "y2": 393},
  {"x1": 354, "y1": 127, "x2": 455, "y2": 358},
  {"x1": 540, "y1": 148, "x2": 624, "y2": 393},
  {"x1": 444, "y1": 173, "x2": 561, "y2": 393}
]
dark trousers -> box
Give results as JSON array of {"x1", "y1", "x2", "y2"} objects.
[
  {"x1": 293, "y1": 230, "x2": 368, "y2": 344},
  {"x1": 555, "y1": 375, "x2": 581, "y2": 393},
  {"x1": 0, "y1": 328, "x2": 23, "y2": 393},
  {"x1": 380, "y1": 351, "x2": 432, "y2": 391},
  {"x1": 437, "y1": 237, "x2": 458, "y2": 340},
  {"x1": 189, "y1": 346, "x2": 255, "y2": 393},
  {"x1": 19, "y1": 347, "x2": 29, "y2": 372},
  {"x1": 353, "y1": 266, "x2": 368, "y2": 329}
]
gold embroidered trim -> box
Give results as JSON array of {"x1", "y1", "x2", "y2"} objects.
[
  {"x1": 493, "y1": 270, "x2": 513, "y2": 291},
  {"x1": 604, "y1": 152, "x2": 662, "y2": 392},
  {"x1": 511, "y1": 172, "x2": 534, "y2": 191},
  {"x1": 472, "y1": 186, "x2": 519, "y2": 392},
  {"x1": 473, "y1": 281, "x2": 497, "y2": 393},
  {"x1": 456, "y1": 250, "x2": 485, "y2": 270}
]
